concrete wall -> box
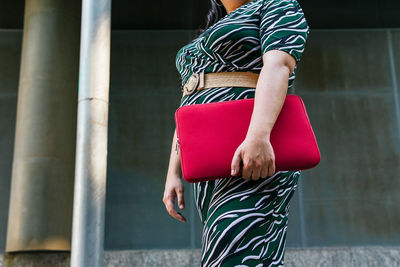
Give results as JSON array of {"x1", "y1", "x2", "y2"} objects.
[
  {"x1": 294, "y1": 29, "x2": 400, "y2": 246},
  {"x1": 0, "y1": 28, "x2": 399, "y2": 252}
]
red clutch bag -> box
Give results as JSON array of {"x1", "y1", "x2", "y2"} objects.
[{"x1": 174, "y1": 95, "x2": 321, "y2": 183}]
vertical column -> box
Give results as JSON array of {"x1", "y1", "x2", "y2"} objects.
[
  {"x1": 5, "y1": 0, "x2": 81, "y2": 251},
  {"x1": 70, "y1": 0, "x2": 111, "y2": 266}
]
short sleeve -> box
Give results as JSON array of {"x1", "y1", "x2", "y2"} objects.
[{"x1": 259, "y1": 0, "x2": 310, "y2": 63}]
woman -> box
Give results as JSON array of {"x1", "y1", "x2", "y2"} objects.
[{"x1": 163, "y1": 0, "x2": 309, "y2": 266}]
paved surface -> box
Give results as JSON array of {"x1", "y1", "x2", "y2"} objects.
[{"x1": 1, "y1": 247, "x2": 400, "y2": 267}]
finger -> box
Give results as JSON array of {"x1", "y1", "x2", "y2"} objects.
[
  {"x1": 252, "y1": 165, "x2": 261, "y2": 180},
  {"x1": 168, "y1": 203, "x2": 186, "y2": 222},
  {"x1": 242, "y1": 159, "x2": 252, "y2": 180},
  {"x1": 272, "y1": 160, "x2": 276, "y2": 175},
  {"x1": 176, "y1": 187, "x2": 185, "y2": 209},
  {"x1": 268, "y1": 159, "x2": 276, "y2": 176},
  {"x1": 176, "y1": 211, "x2": 187, "y2": 222},
  {"x1": 165, "y1": 196, "x2": 186, "y2": 222},
  {"x1": 231, "y1": 148, "x2": 241, "y2": 176},
  {"x1": 260, "y1": 164, "x2": 269, "y2": 179}
]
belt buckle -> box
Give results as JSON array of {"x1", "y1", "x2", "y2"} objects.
[{"x1": 183, "y1": 71, "x2": 205, "y2": 96}]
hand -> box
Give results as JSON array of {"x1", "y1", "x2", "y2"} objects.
[
  {"x1": 230, "y1": 136, "x2": 276, "y2": 180},
  {"x1": 162, "y1": 173, "x2": 186, "y2": 222}
]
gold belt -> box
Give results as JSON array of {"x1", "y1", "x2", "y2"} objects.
[{"x1": 181, "y1": 71, "x2": 260, "y2": 100}]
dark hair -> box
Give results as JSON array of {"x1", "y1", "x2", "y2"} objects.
[{"x1": 195, "y1": 0, "x2": 227, "y2": 37}]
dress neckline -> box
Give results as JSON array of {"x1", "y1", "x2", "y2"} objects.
[
  {"x1": 223, "y1": 0, "x2": 259, "y2": 18},
  {"x1": 178, "y1": 0, "x2": 260, "y2": 50},
  {"x1": 199, "y1": 0, "x2": 260, "y2": 37}
]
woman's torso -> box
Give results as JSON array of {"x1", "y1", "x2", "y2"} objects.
[{"x1": 175, "y1": 0, "x2": 309, "y2": 107}]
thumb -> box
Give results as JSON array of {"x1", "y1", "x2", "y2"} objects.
[
  {"x1": 231, "y1": 147, "x2": 241, "y2": 176},
  {"x1": 176, "y1": 187, "x2": 185, "y2": 210}
]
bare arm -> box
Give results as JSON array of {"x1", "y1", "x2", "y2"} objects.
[
  {"x1": 247, "y1": 50, "x2": 295, "y2": 139},
  {"x1": 162, "y1": 128, "x2": 186, "y2": 222},
  {"x1": 231, "y1": 49, "x2": 296, "y2": 180},
  {"x1": 167, "y1": 128, "x2": 181, "y2": 177}
]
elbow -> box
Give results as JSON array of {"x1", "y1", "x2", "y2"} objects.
[{"x1": 262, "y1": 49, "x2": 296, "y2": 77}]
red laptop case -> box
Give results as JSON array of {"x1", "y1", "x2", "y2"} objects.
[{"x1": 174, "y1": 95, "x2": 321, "y2": 183}]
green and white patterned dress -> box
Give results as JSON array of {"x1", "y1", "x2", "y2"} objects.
[{"x1": 175, "y1": 0, "x2": 309, "y2": 266}]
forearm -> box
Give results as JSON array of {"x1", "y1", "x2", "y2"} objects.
[
  {"x1": 246, "y1": 59, "x2": 291, "y2": 140},
  {"x1": 167, "y1": 128, "x2": 182, "y2": 178}
]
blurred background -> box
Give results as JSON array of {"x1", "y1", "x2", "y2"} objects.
[{"x1": 0, "y1": 0, "x2": 400, "y2": 265}]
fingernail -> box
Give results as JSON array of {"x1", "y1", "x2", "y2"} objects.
[
  {"x1": 179, "y1": 205, "x2": 184, "y2": 209},
  {"x1": 231, "y1": 169, "x2": 235, "y2": 175}
]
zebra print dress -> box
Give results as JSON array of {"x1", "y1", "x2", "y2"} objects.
[{"x1": 175, "y1": 0, "x2": 309, "y2": 266}]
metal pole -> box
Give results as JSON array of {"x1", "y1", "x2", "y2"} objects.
[{"x1": 70, "y1": 0, "x2": 111, "y2": 266}]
